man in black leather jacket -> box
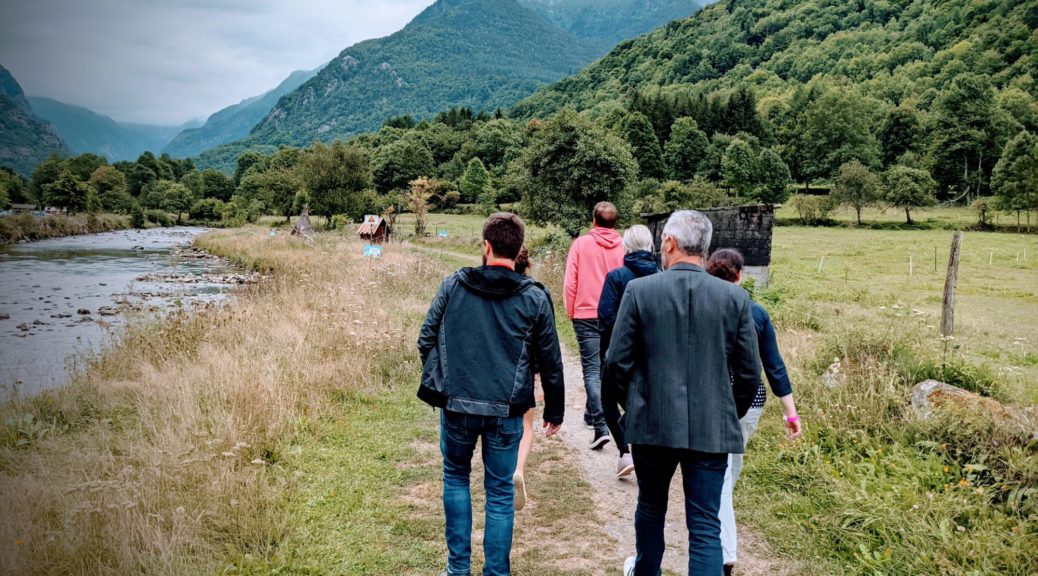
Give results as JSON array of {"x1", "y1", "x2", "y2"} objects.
[{"x1": 418, "y1": 212, "x2": 565, "y2": 576}]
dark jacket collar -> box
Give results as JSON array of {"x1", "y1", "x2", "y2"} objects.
[
  {"x1": 624, "y1": 251, "x2": 658, "y2": 277},
  {"x1": 457, "y1": 266, "x2": 536, "y2": 299}
]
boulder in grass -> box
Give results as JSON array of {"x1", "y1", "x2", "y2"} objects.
[{"x1": 911, "y1": 379, "x2": 1037, "y2": 442}]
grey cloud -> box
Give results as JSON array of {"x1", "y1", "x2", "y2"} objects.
[{"x1": 0, "y1": 0, "x2": 433, "y2": 125}]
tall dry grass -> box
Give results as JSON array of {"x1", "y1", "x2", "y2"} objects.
[
  {"x1": 0, "y1": 213, "x2": 129, "y2": 244},
  {"x1": 0, "y1": 228, "x2": 447, "y2": 575}
]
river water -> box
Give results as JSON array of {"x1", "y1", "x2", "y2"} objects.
[{"x1": 0, "y1": 227, "x2": 237, "y2": 399}]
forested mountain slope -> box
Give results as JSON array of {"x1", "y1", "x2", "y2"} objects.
[
  {"x1": 163, "y1": 68, "x2": 318, "y2": 158},
  {"x1": 513, "y1": 0, "x2": 1038, "y2": 194},
  {"x1": 0, "y1": 65, "x2": 69, "y2": 176}
]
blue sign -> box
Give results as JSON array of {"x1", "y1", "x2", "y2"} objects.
[
  {"x1": 363, "y1": 245, "x2": 382, "y2": 258},
  {"x1": 438, "y1": 229, "x2": 449, "y2": 238}
]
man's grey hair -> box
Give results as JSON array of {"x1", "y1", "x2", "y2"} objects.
[
  {"x1": 662, "y1": 210, "x2": 713, "y2": 256},
  {"x1": 623, "y1": 224, "x2": 654, "y2": 254}
]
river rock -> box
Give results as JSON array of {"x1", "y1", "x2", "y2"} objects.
[
  {"x1": 0, "y1": 312, "x2": 9, "y2": 320},
  {"x1": 98, "y1": 306, "x2": 118, "y2": 316},
  {"x1": 77, "y1": 308, "x2": 91, "y2": 315}
]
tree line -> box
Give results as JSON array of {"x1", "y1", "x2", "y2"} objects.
[{"x1": 5, "y1": 86, "x2": 1036, "y2": 234}]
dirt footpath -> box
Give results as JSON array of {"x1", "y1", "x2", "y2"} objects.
[{"x1": 553, "y1": 347, "x2": 795, "y2": 576}]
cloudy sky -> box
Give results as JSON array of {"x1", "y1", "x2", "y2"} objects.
[{"x1": 0, "y1": 0, "x2": 435, "y2": 126}]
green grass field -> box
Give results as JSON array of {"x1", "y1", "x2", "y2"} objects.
[{"x1": 395, "y1": 210, "x2": 1038, "y2": 574}]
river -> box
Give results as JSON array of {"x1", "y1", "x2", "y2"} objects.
[{"x1": 0, "y1": 227, "x2": 242, "y2": 399}]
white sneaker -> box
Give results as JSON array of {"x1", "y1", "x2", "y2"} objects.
[
  {"x1": 616, "y1": 452, "x2": 635, "y2": 478},
  {"x1": 513, "y1": 472, "x2": 527, "y2": 511},
  {"x1": 623, "y1": 556, "x2": 636, "y2": 576}
]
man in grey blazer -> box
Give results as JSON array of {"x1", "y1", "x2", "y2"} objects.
[{"x1": 605, "y1": 210, "x2": 760, "y2": 576}]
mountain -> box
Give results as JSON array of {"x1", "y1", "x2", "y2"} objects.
[
  {"x1": 512, "y1": 0, "x2": 1038, "y2": 119},
  {"x1": 516, "y1": 0, "x2": 701, "y2": 51},
  {"x1": 162, "y1": 68, "x2": 319, "y2": 158},
  {"x1": 250, "y1": 0, "x2": 598, "y2": 146},
  {"x1": 0, "y1": 65, "x2": 69, "y2": 176},
  {"x1": 27, "y1": 97, "x2": 195, "y2": 162},
  {"x1": 194, "y1": 0, "x2": 607, "y2": 168}
]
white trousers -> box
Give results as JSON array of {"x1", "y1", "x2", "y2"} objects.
[{"x1": 719, "y1": 407, "x2": 764, "y2": 565}]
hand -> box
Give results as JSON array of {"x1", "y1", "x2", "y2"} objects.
[
  {"x1": 543, "y1": 421, "x2": 561, "y2": 437},
  {"x1": 784, "y1": 415, "x2": 803, "y2": 440}
]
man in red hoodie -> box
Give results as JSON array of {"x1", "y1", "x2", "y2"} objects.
[{"x1": 564, "y1": 201, "x2": 625, "y2": 450}]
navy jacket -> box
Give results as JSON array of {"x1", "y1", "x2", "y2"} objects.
[
  {"x1": 417, "y1": 266, "x2": 565, "y2": 424},
  {"x1": 605, "y1": 263, "x2": 760, "y2": 453},
  {"x1": 597, "y1": 250, "x2": 659, "y2": 338},
  {"x1": 750, "y1": 302, "x2": 793, "y2": 407}
]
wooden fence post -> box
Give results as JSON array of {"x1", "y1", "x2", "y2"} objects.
[{"x1": 940, "y1": 232, "x2": 963, "y2": 337}]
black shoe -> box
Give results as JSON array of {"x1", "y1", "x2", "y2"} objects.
[
  {"x1": 589, "y1": 430, "x2": 611, "y2": 450},
  {"x1": 724, "y1": 563, "x2": 734, "y2": 576}
]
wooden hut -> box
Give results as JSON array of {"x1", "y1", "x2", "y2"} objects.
[{"x1": 358, "y1": 214, "x2": 389, "y2": 243}]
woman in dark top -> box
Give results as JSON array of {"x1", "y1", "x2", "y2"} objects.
[
  {"x1": 598, "y1": 224, "x2": 658, "y2": 478},
  {"x1": 707, "y1": 248, "x2": 802, "y2": 575}
]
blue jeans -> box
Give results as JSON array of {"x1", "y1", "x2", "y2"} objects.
[
  {"x1": 440, "y1": 410, "x2": 523, "y2": 576},
  {"x1": 631, "y1": 445, "x2": 729, "y2": 576},
  {"x1": 573, "y1": 319, "x2": 606, "y2": 433}
]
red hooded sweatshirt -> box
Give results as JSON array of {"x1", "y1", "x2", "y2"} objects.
[{"x1": 564, "y1": 226, "x2": 624, "y2": 320}]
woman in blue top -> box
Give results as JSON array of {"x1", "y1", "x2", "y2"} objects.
[
  {"x1": 597, "y1": 224, "x2": 658, "y2": 479},
  {"x1": 706, "y1": 248, "x2": 803, "y2": 576}
]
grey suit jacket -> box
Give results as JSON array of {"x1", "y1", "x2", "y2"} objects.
[{"x1": 605, "y1": 262, "x2": 761, "y2": 454}]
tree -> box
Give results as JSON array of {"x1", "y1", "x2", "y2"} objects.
[
  {"x1": 30, "y1": 154, "x2": 65, "y2": 205},
  {"x1": 142, "y1": 180, "x2": 195, "y2": 223},
  {"x1": 754, "y1": 148, "x2": 792, "y2": 204},
  {"x1": 460, "y1": 157, "x2": 496, "y2": 216},
  {"x1": 0, "y1": 168, "x2": 29, "y2": 205},
  {"x1": 125, "y1": 164, "x2": 157, "y2": 197},
  {"x1": 200, "y1": 169, "x2": 234, "y2": 201},
  {"x1": 460, "y1": 157, "x2": 491, "y2": 203},
  {"x1": 638, "y1": 178, "x2": 728, "y2": 214},
  {"x1": 664, "y1": 117, "x2": 709, "y2": 181},
  {"x1": 511, "y1": 109, "x2": 637, "y2": 236},
  {"x1": 89, "y1": 166, "x2": 133, "y2": 214},
  {"x1": 233, "y1": 151, "x2": 268, "y2": 187},
  {"x1": 991, "y1": 131, "x2": 1038, "y2": 229},
  {"x1": 797, "y1": 89, "x2": 880, "y2": 183},
  {"x1": 833, "y1": 160, "x2": 882, "y2": 225},
  {"x1": 473, "y1": 119, "x2": 525, "y2": 169},
  {"x1": 372, "y1": 135, "x2": 434, "y2": 193},
  {"x1": 621, "y1": 111, "x2": 666, "y2": 179},
  {"x1": 725, "y1": 86, "x2": 766, "y2": 140},
  {"x1": 406, "y1": 177, "x2": 438, "y2": 236},
  {"x1": 300, "y1": 141, "x2": 373, "y2": 222},
  {"x1": 885, "y1": 165, "x2": 937, "y2": 224},
  {"x1": 879, "y1": 106, "x2": 922, "y2": 167},
  {"x1": 929, "y1": 73, "x2": 999, "y2": 201},
  {"x1": 722, "y1": 139, "x2": 757, "y2": 198},
  {"x1": 43, "y1": 170, "x2": 96, "y2": 214}
]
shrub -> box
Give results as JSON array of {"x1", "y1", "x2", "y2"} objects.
[
  {"x1": 788, "y1": 193, "x2": 838, "y2": 224},
  {"x1": 189, "y1": 198, "x2": 224, "y2": 221},
  {"x1": 145, "y1": 209, "x2": 175, "y2": 227}
]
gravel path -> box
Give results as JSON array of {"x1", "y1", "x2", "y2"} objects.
[{"x1": 554, "y1": 346, "x2": 795, "y2": 576}]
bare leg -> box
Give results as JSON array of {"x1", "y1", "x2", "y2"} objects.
[
  {"x1": 514, "y1": 410, "x2": 534, "y2": 511},
  {"x1": 517, "y1": 410, "x2": 534, "y2": 475}
]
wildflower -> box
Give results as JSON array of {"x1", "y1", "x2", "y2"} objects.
[
  {"x1": 943, "y1": 466, "x2": 950, "y2": 473},
  {"x1": 959, "y1": 478, "x2": 970, "y2": 488},
  {"x1": 15, "y1": 539, "x2": 24, "y2": 546}
]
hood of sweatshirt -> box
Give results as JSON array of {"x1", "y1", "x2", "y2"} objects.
[
  {"x1": 624, "y1": 250, "x2": 659, "y2": 277},
  {"x1": 457, "y1": 266, "x2": 536, "y2": 299},
  {"x1": 589, "y1": 226, "x2": 622, "y2": 249}
]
